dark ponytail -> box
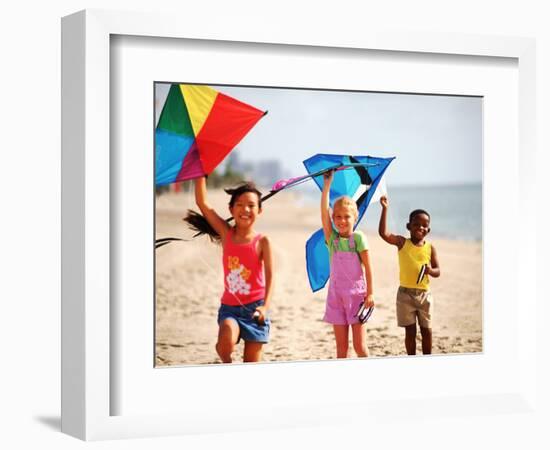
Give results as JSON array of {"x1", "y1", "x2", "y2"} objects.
[
  {"x1": 183, "y1": 209, "x2": 227, "y2": 243},
  {"x1": 183, "y1": 182, "x2": 263, "y2": 243}
]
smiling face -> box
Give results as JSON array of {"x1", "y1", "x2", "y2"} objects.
[
  {"x1": 332, "y1": 205, "x2": 357, "y2": 237},
  {"x1": 229, "y1": 192, "x2": 262, "y2": 228},
  {"x1": 407, "y1": 212, "x2": 431, "y2": 244}
]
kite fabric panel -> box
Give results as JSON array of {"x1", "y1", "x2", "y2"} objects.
[
  {"x1": 155, "y1": 84, "x2": 266, "y2": 186},
  {"x1": 303, "y1": 153, "x2": 395, "y2": 292}
]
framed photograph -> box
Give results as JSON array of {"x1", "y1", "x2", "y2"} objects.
[
  {"x1": 153, "y1": 82, "x2": 483, "y2": 368},
  {"x1": 62, "y1": 9, "x2": 537, "y2": 441}
]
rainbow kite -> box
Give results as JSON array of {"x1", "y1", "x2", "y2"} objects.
[{"x1": 155, "y1": 84, "x2": 266, "y2": 186}]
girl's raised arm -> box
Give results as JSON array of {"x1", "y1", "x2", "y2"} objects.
[
  {"x1": 195, "y1": 177, "x2": 231, "y2": 241},
  {"x1": 321, "y1": 171, "x2": 334, "y2": 243}
]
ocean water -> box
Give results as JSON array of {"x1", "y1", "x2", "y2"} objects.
[{"x1": 298, "y1": 184, "x2": 482, "y2": 242}]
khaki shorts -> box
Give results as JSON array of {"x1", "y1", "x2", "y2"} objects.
[{"x1": 396, "y1": 286, "x2": 433, "y2": 329}]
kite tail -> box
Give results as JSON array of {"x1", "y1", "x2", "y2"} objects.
[{"x1": 183, "y1": 209, "x2": 222, "y2": 243}]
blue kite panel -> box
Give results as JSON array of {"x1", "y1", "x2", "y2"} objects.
[
  {"x1": 305, "y1": 229, "x2": 330, "y2": 291},
  {"x1": 155, "y1": 129, "x2": 195, "y2": 186}
]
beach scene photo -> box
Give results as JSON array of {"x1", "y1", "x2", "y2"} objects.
[{"x1": 154, "y1": 83, "x2": 482, "y2": 366}]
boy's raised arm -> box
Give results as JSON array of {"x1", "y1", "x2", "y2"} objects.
[
  {"x1": 321, "y1": 171, "x2": 334, "y2": 243},
  {"x1": 194, "y1": 176, "x2": 230, "y2": 240},
  {"x1": 378, "y1": 196, "x2": 405, "y2": 249}
]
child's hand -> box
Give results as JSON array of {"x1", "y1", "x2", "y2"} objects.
[
  {"x1": 323, "y1": 169, "x2": 334, "y2": 184},
  {"x1": 380, "y1": 195, "x2": 388, "y2": 209},
  {"x1": 364, "y1": 294, "x2": 375, "y2": 308},
  {"x1": 253, "y1": 306, "x2": 268, "y2": 325}
]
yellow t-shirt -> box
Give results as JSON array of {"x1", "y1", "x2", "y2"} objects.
[{"x1": 398, "y1": 239, "x2": 432, "y2": 290}]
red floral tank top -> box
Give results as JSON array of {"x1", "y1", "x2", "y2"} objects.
[{"x1": 221, "y1": 229, "x2": 265, "y2": 306}]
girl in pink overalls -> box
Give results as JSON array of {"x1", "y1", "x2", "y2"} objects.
[{"x1": 321, "y1": 171, "x2": 375, "y2": 358}]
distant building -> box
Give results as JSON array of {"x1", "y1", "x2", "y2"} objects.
[
  {"x1": 254, "y1": 160, "x2": 283, "y2": 188},
  {"x1": 225, "y1": 151, "x2": 252, "y2": 176},
  {"x1": 222, "y1": 151, "x2": 285, "y2": 188}
]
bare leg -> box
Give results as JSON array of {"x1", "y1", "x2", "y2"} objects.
[
  {"x1": 333, "y1": 325, "x2": 350, "y2": 358},
  {"x1": 216, "y1": 319, "x2": 239, "y2": 363},
  {"x1": 420, "y1": 327, "x2": 432, "y2": 354},
  {"x1": 351, "y1": 323, "x2": 368, "y2": 357},
  {"x1": 243, "y1": 341, "x2": 264, "y2": 363},
  {"x1": 404, "y1": 323, "x2": 417, "y2": 355}
]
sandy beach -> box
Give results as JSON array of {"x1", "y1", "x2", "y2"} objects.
[{"x1": 155, "y1": 189, "x2": 482, "y2": 366}]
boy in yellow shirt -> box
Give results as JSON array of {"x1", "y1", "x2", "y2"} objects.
[{"x1": 378, "y1": 195, "x2": 440, "y2": 355}]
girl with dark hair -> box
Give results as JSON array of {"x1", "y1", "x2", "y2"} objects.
[{"x1": 184, "y1": 176, "x2": 273, "y2": 363}]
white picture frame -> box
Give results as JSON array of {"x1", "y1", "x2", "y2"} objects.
[{"x1": 61, "y1": 9, "x2": 538, "y2": 441}]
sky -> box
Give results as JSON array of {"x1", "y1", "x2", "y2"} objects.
[{"x1": 155, "y1": 83, "x2": 482, "y2": 187}]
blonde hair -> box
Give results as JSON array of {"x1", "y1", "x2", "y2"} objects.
[{"x1": 332, "y1": 196, "x2": 358, "y2": 218}]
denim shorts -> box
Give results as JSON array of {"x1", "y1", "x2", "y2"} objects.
[{"x1": 217, "y1": 299, "x2": 270, "y2": 343}]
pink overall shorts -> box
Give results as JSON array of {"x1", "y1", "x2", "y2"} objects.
[{"x1": 323, "y1": 236, "x2": 367, "y2": 325}]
